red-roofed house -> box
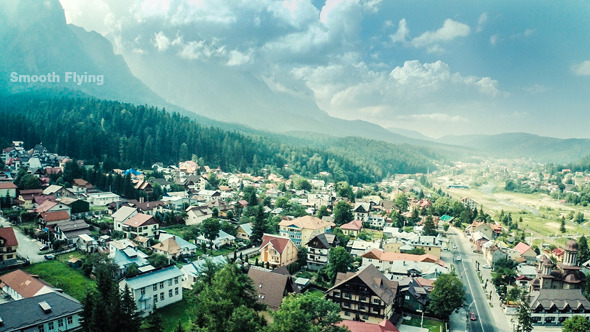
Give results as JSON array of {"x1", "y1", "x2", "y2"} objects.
[
  {"x1": 259, "y1": 234, "x2": 298, "y2": 268},
  {"x1": 0, "y1": 269, "x2": 55, "y2": 300},
  {"x1": 0, "y1": 182, "x2": 17, "y2": 201},
  {"x1": 337, "y1": 319, "x2": 400, "y2": 332},
  {"x1": 40, "y1": 211, "x2": 71, "y2": 224},
  {"x1": 513, "y1": 242, "x2": 537, "y2": 264},
  {"x1": 0, "y1": 227, "x2": 18, "y2": 264},
  {"x1": 122, "y1": 213, "x2": 159, "y2": 239},
  {"x1": 35, "y1": 200, "x2": 71, "y2": 214},
  {"x1": 341, "y1": 219, "x2": 363, "y2": 238}
]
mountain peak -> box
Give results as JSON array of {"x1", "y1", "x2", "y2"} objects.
[{"x1": 14, "y1": 0, "x2": 66, "y2": 29}]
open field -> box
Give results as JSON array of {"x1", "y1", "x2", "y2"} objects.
[
  {"x1": 159, "y1": 294, "x2": 196, "y2": 332},
  {"x1": 23, "y1": 259, "x2": 95, "y2": 301},
  {"x1": 444, "y1": 181, "x2": 590, "y2": 247},
  {"x1": 401, "y1": 316, "x2": 446, "y2": 332}
]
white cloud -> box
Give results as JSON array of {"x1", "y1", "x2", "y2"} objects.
[
  {"x1": 390, "y1": 18, "x2": 409, "y2": 44},
  {"x1": 178, "y1": 40, "x2": 225, "y2": 60},
  {"x1": 572, "y1": 61, "x2": 590, "y2": 76},
  {"x1": 411, "y1": 19, "x2": 470, "y2": 48},
  {"x1": 227, "y1": 49, "x2": 253, "y2": 66},
  {"x1": 475, "y1": 77, "x2": 501, "y2": 96},
  {"x1": 524, "y1": 29, "x2": 534, "y2": 37},
  {"x1": 490, "y1": 34, "x2": 498, "y2": 46},
  {"x1": 477, "y1": 13, "x2": 487, "y2": 32},
  {"x1": 523, "y1": 84, "x2": 548, "y2": 94},
  {"x1": 153, "y1": 31, "x2": 170, "y2": 51}
]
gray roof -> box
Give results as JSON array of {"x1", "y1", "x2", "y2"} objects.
[
  {"x1": 0, "y1": 292, "x2": 82, "y2": 331},
  {"x1": 329, "y1": 264, "x2": 398, "y2": 306},
  {"x1": 530, "y1": 289, "x2": 590, "y2": 311},
  {"x1": 182, "y1": 256, "x2": 227, "y2": 277},
  {"x1": 238, "y1": 223, "x2": 253, "y2": 236},
  {"x1": 121, "y1": 266, "x2": 183, "y2": 290}
]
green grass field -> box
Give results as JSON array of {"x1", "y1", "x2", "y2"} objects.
[
  {"x1": 159, "y1": 293, "x2": 196, "y2": 332},
  {"x1": 23, "y1": 259, "x2": 95, "y2": 301},
  {"x1": 401, "y1": 316, "x2": 446, "y2": 332}
]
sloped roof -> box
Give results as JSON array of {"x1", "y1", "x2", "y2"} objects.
[
  {"x1": 152, "y1": 237, "x2": 182, "y2": 255},
  {"x1": 238, "y1": 223, "x2": 253, "y2": 236},
  {"x1": 248, "y1": 266, "x2": 293, "y2": 310},
  {"x1": 529, "y1": 289, "x2": 590, "y2": 311},
  {"x1": 35, "y1": 200, "x2": 58, "y2": 213},
  {"x1": 278, "y1": 215, "x2": 335, "y2": 230},
  {"x1": 260, "y1": 234, "x2": 295, "y2": 255},
  {"x1": 341, "y1": 219, "x2": 363, "y2": 231},
  {"x1": 329, "y1": 264, "x2": 398, "y2": 306},
  {"x1": 121, "y1": 266, "x2": 183, "y2": 290},
  {"x1": 41, "y1": 210, "x2": 70, "y2": 222},
  {"x1": 306, "y1": 233, "x2": 337, "y2": 249},
  {"x1": 0, "y1": 182, "x2": 17, "y2": 189},
  {"x1": 123, "y1": 213, "x2": 158, "y2": 228},
  {"x1": 0, "y1": 270, "x2": 54, "y2": 298},
  {"x1": 112, "y1": 206, "x2": 138, "y2": 222},
  {"x1": 362, "y1": 249, "x2": 446, "y2": 267},
  {"x1": 159, "y1": 233, "x2": 197, "y2": 250},
  {"x1": 0, "y1": 292, "x2": 82, "y2": 331},
  {"x1": 0, "y1": 227, "x2": 18, "y2": 247},
  {"x1": 514, "y1": 242, "x2": 532, "y2": 255},
  {"x1": 337, "y1": 319, "x2": 399, "y2": 332}
]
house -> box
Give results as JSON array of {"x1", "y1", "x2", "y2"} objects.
[
  {"x1": 326, "y1": 264, "x2": 400, "y2": 323},
  {"x1": 348, "y1": 239, "x2": 381, "y2": 257},
  {"x1": 181, "y1": 256, "x2": 227, "y2": 289},
  {"x1": 461, "y1": 197, "x2": 477, "y2": 210},
  {"x1": 122, "y1": 213, "x2": 159, "y2": 239},
  {"x1": 352, "y1": 202, "x2": 372, "y2": 222},
  {"x1": 259, "y1": 234, "x2": 298, "y2": 268},
  {"x1": 361, "y1": 249, "x2": 447, "y2": 280},
  {"x1": 0, "y1": 182, "x2": 17, "y2": 201},
  {"x1": 86, "y1": 192, "x2": 120, "y2": 205},
  {"x1": 336, "y1": 319, "x2": 400, "y2": 332},
  {"x1": 529, "y1": 289, "x2": 590, "y2": 326},
  {"x1": 0, "y1": 292, "x2": 83, "y2": 332},
  {"x1": 111, "y1": 246, "x2": 151, "y2": 277},
  {"x1": 306, "y1": 233, "x2": 338, "y2": 270},
  {"x1": 113, "y1": 206, "x2": 139, "y2": 232},
  {"x1": 152, "y1": 234, "x2": 198, "y2": 259},
  {"x1": 119, "y1": 266, "x2": 184, "y2": 317},
  {"x1": 58, "y1": 197, "x2": 90, "y2": 215},
  {"x1": 76, "y1": 234, "x2": 98, "y2": 253},
  {"x1": 482, "y1": 243, "x2": 509, "y2": 266},
  {"x1": 236, "y1": 223, "x2": 253, "y2": 241},
  {"x1": 40, "y1": 210, "x2": 71, "y2": 224},
  {"x1": 185, "y1": 206, "x2": 214, "y2": 226},
  {"x1": 35, "y1": 200, "x2": 71, "y2": 215},
  {"x1": 19, "y1": 189, "x2": 44, "y2": 209},
  {"x1": 278, "y1": 215, "x2": 335, "y2": 247},
  {"x1": 466, "y1": 221, "x2": 493, "y2": 240},
  {"x1": 0, "y1": 227, "x2": 18, "y2": 265},
  {"x1": 195, "y1": 230, "x2": 235, "y2": 249},
  {"x1": 401, "y1": 277, "x2": 434, "y2": 312},
  {"x1": 53, "y1": 220, "x2": 92, "y2": 244},
  {"x1": 340, "y1": 220, "x2": 363, "y2": 238},
  {"x1": 248, "y1": 266, "x2": 300, "y2": 310},
  {"x1": 367, "y1": 215, "x2": 387, "y2": 228},
  {"x1": 0, "y1": 269, "x2": 55, "y2": 301},
  {"x1": 513, "y1": 242, "x2": 538, "y2": 265}
]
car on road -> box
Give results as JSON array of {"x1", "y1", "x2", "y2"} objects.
[
  {"x1": 482, "y1": 264, "x2": 491, "y2": 269},
  {"x1": 470, "y1": 312, "x2": 477, "y2": 321},
  {"x1": 44, "y1": 254, "x2": 55, "y2": 260},
  {"x1": 39, "y1": 245, "x2": 49, "y2": 251},
  {"x1": 453, "y1": 245, "x2": 457, "y2": 250},
  {"x1": 455, "y1": 256, "x2": 462, "y2": 261}
]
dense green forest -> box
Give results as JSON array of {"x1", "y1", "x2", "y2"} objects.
[{"x1": 0, "y1": 95, "x2": 438, "y2": 184}]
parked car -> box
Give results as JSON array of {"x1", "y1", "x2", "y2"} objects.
[
  {"x1": 44, "y1": 254, "x2": 55, "y2": 260},
  {"x1": 470, "y1": 312, "x2": 477, "y2": 321},
  {"x1": 482, "y1": 264, "x2": 491, "y2": 269},
  {"x1": 455, "y1": 256, "x2": 462, "y2": 261},
  {"x1": 39, "y1": 245, "x2": 49, "y2": 251}
]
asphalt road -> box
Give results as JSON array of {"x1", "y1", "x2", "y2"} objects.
[
  {"x1": 449, "y1": 228, "x2": 494, "y2": 332},
  {"x1": 0, "y1": 216, "x2": 46, "y2": 263}
]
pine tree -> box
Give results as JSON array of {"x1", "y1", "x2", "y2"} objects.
[
  {"x1": 423, "y1": 215, "x2": 437, "y2": 236},
  {"x1": 251, "y1": 205, "x2": 266, "y2": 244},
  {"x1": 560, "y1": 216, "x2": 566, "y2": 233},
  {"x1": 144, "y1": 306, "x2": 164, "y2": 332},
  {"x1": 120, "y1": 285, "x2": 141, "y2": 332}
]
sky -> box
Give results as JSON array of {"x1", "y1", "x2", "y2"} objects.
[{"x1": 58, "y1": 0, "x2": 590, "y2": 139}]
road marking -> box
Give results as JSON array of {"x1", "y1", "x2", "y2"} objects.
[{"x1": 453, "y1": 233, "x2": 486, "y2": 332}]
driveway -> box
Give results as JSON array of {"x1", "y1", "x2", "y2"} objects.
[{"x1": 0, "y1": 216, "x2": 46, "y2": 264}]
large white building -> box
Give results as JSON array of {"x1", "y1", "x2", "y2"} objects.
[{"x1": 119, "y1": 266, "x2": 184, "y2": 316}]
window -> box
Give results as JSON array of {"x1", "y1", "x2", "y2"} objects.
[
  {"x1": 159, "y1": 281, "x2": 164, "y2": 289},
  {"x1": 48, "y1": 321, "x2": 54, "y2": 330},
  {"x1": 343, "y1": 293, "x2": 351, "y2": 299},
  {"x1": 58, "y1": 320, "x2": 64, "y2": 328},
  {"x1": 405, "y1": 295, "x2": 410, "y2": 300},
  {"x1": 154, "y1": 297, "x2": 158, "y2": 305},
  {"x1": 175, "y1": 277, "x2": 179, "y2": 284},
  {"x1": 360, "y1": 296, "x2": 367, "y2": 302},
  {"x1": 38, "y1": 325, "x2": 45, "y2": 332},
  {"x1": 141, "y1": 287, "x2": 146, "y2": 295},
  {"x1": 169, "y1": 289, "x2": 173, "y2": 298},
  {"x1": 169, "y1": 279, "x2": 172, "y2": 286},
  {"x1": 67, "y1": 316, "x2": 73, "y2": 325},
  {"x1": 160, "y1": 293, "x2": 164, "y2": 301},
  {"x1": 362, "y1": 315, "x2": 369, "y2": 320},
  {"x1": 344, "y1": 311, "x2": 350, "y2": 316},
  {"x1": 175, "y1": 288, "x2": 179, "y2": 295},
  {"x1": 153, "y1": 284, "x2": 158, "y2": 291}
]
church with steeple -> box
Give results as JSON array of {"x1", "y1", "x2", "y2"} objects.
[{"x1": 531, "y1": 239, "x2": 586, "y2": 291}]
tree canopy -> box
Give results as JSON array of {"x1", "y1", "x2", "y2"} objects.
[
  {"x1": 270, "y1": 292, "x2": 346, "y2": 332},
  {"x1": 562, "y1": 315, "x2": 590, "y2": 332},
  {"x1": 427, "y1": 273, "x2": 465, "y2": 318}
]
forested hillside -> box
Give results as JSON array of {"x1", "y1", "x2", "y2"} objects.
[{"x1": 0, "y1": 95, "x2": 438, "y2": 184}]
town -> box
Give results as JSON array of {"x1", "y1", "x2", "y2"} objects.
[{"x1": 1, "y1": 141, "x2": 589, "y2": 332}]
